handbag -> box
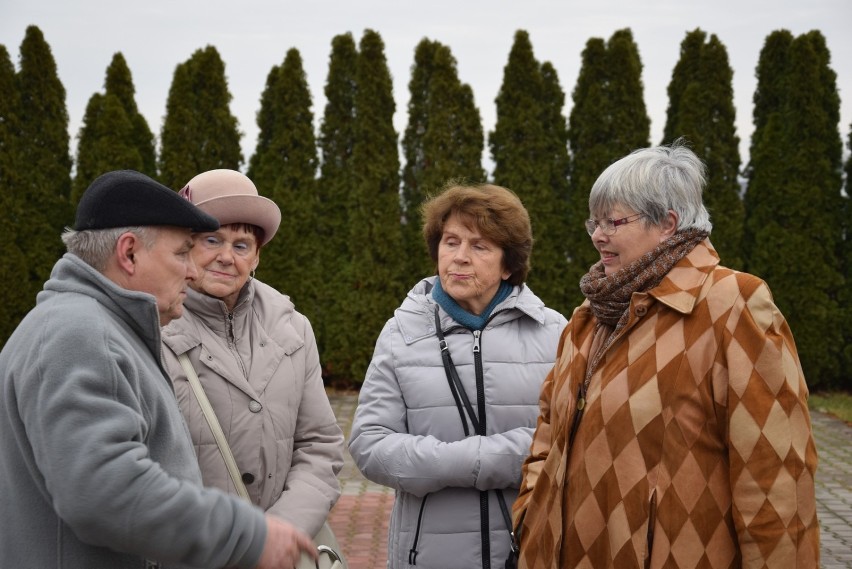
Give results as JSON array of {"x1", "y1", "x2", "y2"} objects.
[{"x1": 178, "y1": 354, "x2": 347, "y2": 569}]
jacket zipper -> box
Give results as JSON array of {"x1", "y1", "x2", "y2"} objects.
[
  {"x1": 473, "y1": 329, "x2": 491, "y2": 569},
  {"x1": 227, "y1": 312, "x2": 235, "y2": 345},
  {"x1": 434, "y1": 311, "x2": 507, "y2": 569},
  {"x1": 226, "y1": 312, "x2": 249, "y2": 378}
]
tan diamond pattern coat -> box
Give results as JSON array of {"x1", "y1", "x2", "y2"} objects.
[{"x1": 514, "y1": 240, "x2": 819, "y2": 569}]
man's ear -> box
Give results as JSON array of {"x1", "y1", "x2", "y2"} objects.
[{"x1": 114, "y1": 232, "x2": 140, "y2": 276}]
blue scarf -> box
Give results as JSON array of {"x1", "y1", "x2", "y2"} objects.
[{"x1": 432, "y1": 278, "x2": 513, "y2": 331}]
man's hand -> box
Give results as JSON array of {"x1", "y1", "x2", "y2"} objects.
[{"x1": 255, "y1": 515, "x2": 317, "y2": 569}]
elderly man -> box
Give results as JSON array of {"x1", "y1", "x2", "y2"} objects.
[{"x1": 0, "y1": 170, "x2": 315, "y2": 569}]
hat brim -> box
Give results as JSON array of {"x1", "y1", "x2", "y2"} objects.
[{"x1": 194, "y1": 195, "x2": 281, "y2": 245}]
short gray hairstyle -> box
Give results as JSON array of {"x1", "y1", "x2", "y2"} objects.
[
  {"x1": 588, "y1": 139, "x2": 712, "y2": 233},
  {"x1": 61, "y1": 226, "x2": 158, "y2": 272}
]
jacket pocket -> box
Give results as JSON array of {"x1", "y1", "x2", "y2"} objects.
[{"x1": 645, "y1": 489, "x2": 657, "y2": 569}]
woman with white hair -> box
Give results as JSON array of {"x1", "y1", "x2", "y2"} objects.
[{"x1": 514, "y1": 140, "x2": 819, "y2": 569}]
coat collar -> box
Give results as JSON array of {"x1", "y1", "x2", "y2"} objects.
[
  {"x1": 162, "y1": 279, "x2": 301, "y2": 359},
  {"x1": 394, "y1": 276, "x2": 548, "y2": 345},
  {"x1": 40, "y1": 254, "x2": 163, "y2": 358},
  {"x1": 647, "y1": 238, "x2": 720, "y2": 314}
]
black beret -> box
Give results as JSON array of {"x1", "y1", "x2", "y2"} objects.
[{"x1": 74, "y1": 170, "x2": 220, "y2": 232}]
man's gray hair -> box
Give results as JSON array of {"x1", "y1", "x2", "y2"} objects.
[
  {"x1": 61, "y1": 226, "x2": 158, "y2": 272},
  {"x1": 588, "y1": 139, "x2": 713, "y2": 233}
]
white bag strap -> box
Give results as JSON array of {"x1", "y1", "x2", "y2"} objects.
[{"x1": 177, "y1": 353, "x2": 250, "y2": 502}]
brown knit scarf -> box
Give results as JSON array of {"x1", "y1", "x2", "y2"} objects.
[{"x1": 580, "y1": 228, "x2": 709, "y2": 332}]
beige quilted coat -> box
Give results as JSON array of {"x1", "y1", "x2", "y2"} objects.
[
  {"x1": 162, "y1": 280, "x2": 344, "y2": 537},
  {"x1": 514, "y1": 240, "x2": 819, "y2": 569}
]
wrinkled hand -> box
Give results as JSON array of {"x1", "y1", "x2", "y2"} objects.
[{"x1": 255, "y1": 515, "x2": 317, "y2": 569}]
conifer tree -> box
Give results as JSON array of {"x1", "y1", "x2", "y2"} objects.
[
  {"x1": 564, "y1": 28, "x2": 651, "y2": 309},
  {"x1": 842, "y1": 126, "x2": 852, "y2": 383},
  {"x1": 402, "y1": 38, "x2": 485, "y2": 280},
  {"x1": 247, "y1": 48, "x2": 320, "y2": 322},
  {"x1": 539, "y1": 59, "x2": 571, "y2": 294},
  {"x1": 0, "y1": 45, "x2": 20, "y2": 205},
  {"x1": 745, "y1": 30, "x2": 844, "y2": 387},
  {"x1": 663, "y1": 29, "x2": 743, "y2": 268},
  {"x1": 73, "y1": 93, "x2": 142, "y2": 203},
  {"x1": 73, "y1": 52, "x2": 155, "y2": 203},
  {"x1": 104, "y1": 53, "x2": 156, "y2": 177},
  {"x1": 316, "y1": 33, "x2": 359, "y2": 380},
  {"x1": 346, "y1": 29, "x2": 404, "y2": 383},
  {"x1": 159, "y1": 46, "x2": 242, "y2": 189},
  {"x1": 16, "y1": 26, "x2": 72, "y2": 307},
  {"x1": 0, "y1": 44, "x2": 29, "y2": 344},
  {"x1": 605, "y1": 30, "x2": 651, "y2": 146},
  {"x1": 743, "y1": 31, "x2": 792, "y2": 257},
  {"x1": 490, "y1": 30, "x2": 571, "y2": 315}
]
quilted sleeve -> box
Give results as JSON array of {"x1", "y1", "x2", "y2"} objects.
[{"x1": 348, "y1": 320, "x2": 480, "y2": 497}]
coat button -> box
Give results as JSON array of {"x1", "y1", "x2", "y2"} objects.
[
  {"x1": 249, "y1": 400, "x2": 262, "y2": 413},
  {"x1": 241, "y1": 472, "x2": 255, "y2": 485}
]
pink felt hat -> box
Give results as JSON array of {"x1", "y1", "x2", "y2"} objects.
[{"x1": 179, "y1": 169, "x2": 281, "y2": 245}]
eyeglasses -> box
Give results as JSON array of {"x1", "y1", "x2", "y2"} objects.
[{"x1": 584, "y1": 213, "x2": 645, "y2": 236}]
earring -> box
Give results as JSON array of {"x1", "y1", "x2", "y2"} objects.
[{"x1": 248, "y1": 269, "x2": 256, "y2": 282}]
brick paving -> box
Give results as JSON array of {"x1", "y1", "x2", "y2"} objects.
[
  {"x1": 327, "y1": 392, "x2": 395, "y2": 569},
  {"x1": 327, "y1": 390, "x2": 852, "y2": 569},
  {"x1": 811, "y1": 411, "x2": 852, "y2": 569}
]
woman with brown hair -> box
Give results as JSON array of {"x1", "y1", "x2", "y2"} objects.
[{"x1": 349, "y1": 182, "x2": 567, "y2": 569}]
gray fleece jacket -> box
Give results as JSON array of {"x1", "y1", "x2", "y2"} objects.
[{"x1": 0, "y1": 254, "x2": 266, "y2": 569}]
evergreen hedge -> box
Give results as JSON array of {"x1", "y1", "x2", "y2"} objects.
[{"x1": 1, "y1": 25, "x2": 848, "y2": 389}]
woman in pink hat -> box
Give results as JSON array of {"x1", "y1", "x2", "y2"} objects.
[{"x1": 161, "y1": 169, "x2": 345, "y2": 560}]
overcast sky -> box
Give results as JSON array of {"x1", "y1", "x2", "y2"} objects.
[{"x1": 3, "y1": 0, "x2": 850, "y2": 175}]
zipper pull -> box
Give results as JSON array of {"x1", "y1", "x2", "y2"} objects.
[
  {"x1": 472, "y1": 330, "x2": 481, "y2": 354},
  {"x1": 227, "y1": 313, "x2": 235, "y2": 344}
]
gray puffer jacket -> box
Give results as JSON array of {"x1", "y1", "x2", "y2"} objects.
[{"x1": 349, "y1": 277, "x2": 566, "y2": 569}]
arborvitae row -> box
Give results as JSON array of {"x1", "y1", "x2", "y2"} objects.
[{"x1": 1, "y1": 24, "x2": 849, "y2": 389}]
